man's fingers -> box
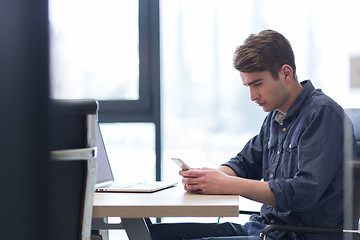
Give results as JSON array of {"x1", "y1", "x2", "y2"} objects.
[
  {"x1": 184, "y1": 183, "x2": 203, "y2": 193},
  {"x1": 182, "y1": 169, "x2": 204, "y2": 177},
  {"x1": 182, "y1": 177, "x2": 198, "y2": 185}
]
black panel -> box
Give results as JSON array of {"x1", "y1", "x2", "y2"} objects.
[{"x1": 0, "y1": 0, "x2": 49, "y2": 239}]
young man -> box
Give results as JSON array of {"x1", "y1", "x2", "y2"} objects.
[{"x1": 148, "y1": 30, "x2": 356, "y2": 240}]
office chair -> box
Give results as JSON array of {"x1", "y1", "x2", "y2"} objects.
[
  {"x1": 48, "y1": 100, "x2": 98, "y2": 240},
  {"x1": 193, "y1": 108, "x2": 360, "y2": 240}
]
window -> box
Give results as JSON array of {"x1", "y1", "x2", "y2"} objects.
[
  {"x1": 49, "y1": 0, "x2": 139, "y2": 100},
  {"x1": 100, "y1": 123, "x2": 156, "y2": 182},
  {"x1": 49, "y1": 0, "x2": 161, "y2": 186}
]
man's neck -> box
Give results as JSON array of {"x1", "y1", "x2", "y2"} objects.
[{"x1": 279, "y1": 81, "x2": 303, "y2": 114}]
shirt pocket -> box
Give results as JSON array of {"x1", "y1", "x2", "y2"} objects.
[
  {"x1": 283, "y1": 137, "x2": 298, "y2": 153},
  {"x1": 266, "y1": 136, "x2": 278, "y2": 166},
  {"x1": 263, "y1": 137, "x2": 277, "y2": 180},
  {"x1": 267, "y1": 135, "x2": 277, "y2": 149},
  {"x1": 281, "y1": 138, "x2": 299, "y2": 177}
]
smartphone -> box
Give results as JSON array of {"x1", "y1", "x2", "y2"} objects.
[{"x1": 171, "y1": 158, "x2": 191, "y2": 171}]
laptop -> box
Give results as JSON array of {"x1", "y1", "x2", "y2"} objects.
[{"x1": 94, "y1": 122, "x2": 177, "y2": 193}]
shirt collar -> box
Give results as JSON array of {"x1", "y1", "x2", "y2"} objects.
[{"x1": 275, "y1": 111, "x2": 286, "y2": 125}]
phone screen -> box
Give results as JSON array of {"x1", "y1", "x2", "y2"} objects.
[{"x1": 171, "y1": 158, "x2": 190, "y2": 171}]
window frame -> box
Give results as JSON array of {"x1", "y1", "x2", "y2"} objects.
[{"x1": 98, "y1": 0, "x2": 162, "y2": 180}]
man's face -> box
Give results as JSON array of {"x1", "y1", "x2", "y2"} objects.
[{"x1": 240, "y1": 70, "x2": 290, "y2": 113}]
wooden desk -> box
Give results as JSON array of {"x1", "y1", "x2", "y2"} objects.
[
  {"x1": 93, "y1": 185, "x2": 239, "y2": 218},
  {"x1": 92, "y1": 186, "x2": 240, "y2": 240}
]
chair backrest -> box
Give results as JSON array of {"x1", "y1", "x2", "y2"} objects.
[
  {"x1": 48, "y1": 100, "x2": 98, "y2": 240},
  {"x1": 353, "y1": 163, "x2": 360, "y2": 232},
  {"x1": 346, "y1": 109, "x2": 360, "y2": 156},
  {"x1": 344, "y1": 109, "x2": 360, "y2": 230}
]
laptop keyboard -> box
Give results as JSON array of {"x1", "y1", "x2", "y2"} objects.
[{"x1": 101, "y1": 182, "x2": 144, "y2": 189}]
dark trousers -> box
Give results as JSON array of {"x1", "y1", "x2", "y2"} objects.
[{"x1": 147, "y1": 220, "x2": 283, "y2": 240}]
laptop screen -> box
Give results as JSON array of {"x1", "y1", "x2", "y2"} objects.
[{"x1": 95, "y1": 122, "x2": 114, "y2": 184}]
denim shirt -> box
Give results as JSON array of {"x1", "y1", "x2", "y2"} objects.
[{"x1": 223, "y1": 80, "x2": 356, "y2": 240}]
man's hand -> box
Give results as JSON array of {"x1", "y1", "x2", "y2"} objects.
[
  {"x1": 179, "y1": 166, "x2": 276, "y2": 206},
  {"x1": 180, "y1": 167, "x2": 235, "y2": 194}
]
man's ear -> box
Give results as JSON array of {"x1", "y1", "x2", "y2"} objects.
[{"x1": 281, "y1": 65, "x2": 293, "y2": 83}]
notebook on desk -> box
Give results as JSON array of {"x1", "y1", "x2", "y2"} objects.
[{"x1": 94, "y1": 122, "x2": 177, "y2": 193}]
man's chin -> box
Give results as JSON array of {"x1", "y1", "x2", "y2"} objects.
[{"x1": 261, "y1": 105, "x2": 275, "y2": 112}]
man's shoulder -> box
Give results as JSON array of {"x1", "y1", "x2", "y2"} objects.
[{"x1": 304, "y1": 90, "x2": 344, "y2": 119}]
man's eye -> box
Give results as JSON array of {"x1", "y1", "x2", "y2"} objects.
[{"x1": 254, "y1": 83, "x2": 262, "y2": 87}]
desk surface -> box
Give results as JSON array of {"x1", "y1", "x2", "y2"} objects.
[{"x1": 93, "y1": 186, "x2": 241, "y2": 218}]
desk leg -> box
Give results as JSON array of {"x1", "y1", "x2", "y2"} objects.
[
  {"x1": 122, "y1": 218, "x2": 152, "y2": 240},
  {"x1": 92, "y1": 217, "x2": 152, "y2": 240},
  {"x1": 92, "y1": 218, "x2": 113, "y2": 240}
]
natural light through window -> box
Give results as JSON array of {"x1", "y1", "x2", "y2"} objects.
[{"x1": 49, "y1": 0, "x2": 139, "y2": 100}]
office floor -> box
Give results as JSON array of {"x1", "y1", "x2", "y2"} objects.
[{"x1": 109, "y1": 230, "x2": 128, "y2": 240}]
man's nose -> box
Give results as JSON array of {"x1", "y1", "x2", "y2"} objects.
[{"x1": 250, "y1": 88, "x2": 259, "y2": 101}]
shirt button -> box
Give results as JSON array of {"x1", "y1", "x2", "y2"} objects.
[
  {"x1": 282, "y1": 127, "x2": 287, "y2": 132},
  {"x1": 270, "y1": 219, "x2": 275, "y2": 224},
  {"x1": 270, "y1": 173, "x2": 274, "y2": 179},
  {"x1": 277, "y1": 150, "x2": 281, "y2": 155}
]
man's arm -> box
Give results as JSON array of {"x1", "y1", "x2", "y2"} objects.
[
  {"x1": 217, "y1": 165, "x2": 237, "y2": 176},
  {"x1": 181, "y1": 167, "x2": 276, "y2": 206}
]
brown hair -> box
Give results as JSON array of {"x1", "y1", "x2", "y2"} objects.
[{"x1": 233, "y1": 30, "x2": 297, "y2": 81}]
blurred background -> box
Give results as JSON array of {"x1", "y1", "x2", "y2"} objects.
[{"x1": 48, "y1": 0, "x2": 360, "y2": 238}]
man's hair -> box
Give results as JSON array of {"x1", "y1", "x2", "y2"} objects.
[{"x1": 233, "y1": 29, "x2": 297, "y2": 81}]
